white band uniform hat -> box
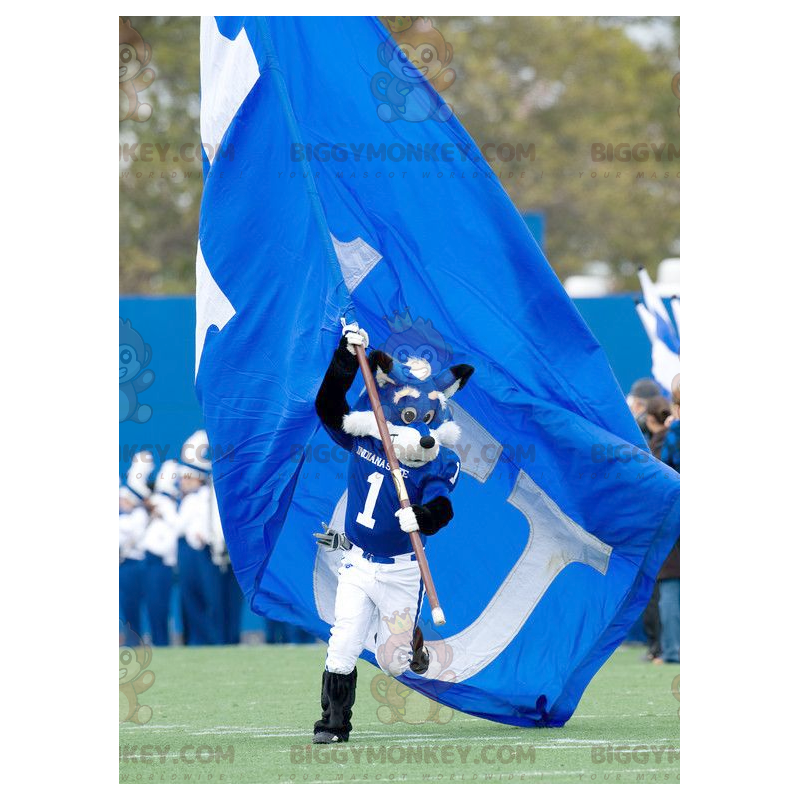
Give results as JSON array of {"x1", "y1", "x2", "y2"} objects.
[
  {"x1": 154, "y1": 459, "x2": 181, "y2": 498},
  {"x1": 178, "y1": 430, "x2": 213, "y2": 480},
  {"x1": 120, "y1": 450, "x2": 155, "y2": 504}
]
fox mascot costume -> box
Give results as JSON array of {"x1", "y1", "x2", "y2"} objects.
[{"x1": 311, "y1": 320, "x2": 474, "y2": 743}]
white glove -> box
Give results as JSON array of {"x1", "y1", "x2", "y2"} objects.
[
  {"x1": 395, "y1": 506, "x2": 419, "y2": 533},
  {"x1": 340, "y1": 318, "x2": 369, "y2": 355}
]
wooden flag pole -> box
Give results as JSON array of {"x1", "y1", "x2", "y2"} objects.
[{"x1": 352, "y1": 340, "x2": 446, "y2": 626}]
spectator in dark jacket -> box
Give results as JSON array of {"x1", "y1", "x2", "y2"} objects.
[
  {"x1": 629, "y1": 382, "x2": 669, "y2": 659},
  {"x1": 661, "y1": 374, "x2": 680, "y2": 473},
  {"x1": 627, "y1": 378, "x2": 662, "y2": 443},
  {"x1": 654, "y1": 374, "x2": 680, "y2": 664},
  {"x1": 645, "y1": 396, "x2": 672, "y2": 460}
]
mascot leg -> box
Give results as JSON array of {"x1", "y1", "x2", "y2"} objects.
[
  {"x1": 313, "y1": 553, "x2": 375, "y2": 742},
  {"x1": 375, "y1": 563, "x2": 426, "y2": 677},
  {"x1": 313, "y1": 668, "x2": 357, "y2": 743}
]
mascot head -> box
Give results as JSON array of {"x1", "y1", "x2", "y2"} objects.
[{"x1": 343, "y1": 350, "x2": 474, "y2": 469}]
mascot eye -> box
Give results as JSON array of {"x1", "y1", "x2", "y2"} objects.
[
  {"x1": 120, "y1": 47, "x2": 132, "y2": 64},
  {"x1": 423, "y1": 410, "x2": 435, "y2": 424},
  {"x1": 401, "y1": 407, "x2": 417, "y2": 424},
  {"x1": 120, "y1": 650, "x2": 132, "y2": 664},
  {"x1": 120, "y1": 349, "x2": 132, "y2": 364},
  {"x1": 396, "y1": 347, "x2": 410, "y2": 362},
  {"x1": 398, "y1": 47, "x2": 410, "y2": 62},
  {"x1": 421, "y1": 48, "x2": 434, "y2": 63}
]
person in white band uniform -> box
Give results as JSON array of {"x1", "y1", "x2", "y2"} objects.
[
  {"x1": 208, "y1": 481, "x2": 243, "y2": 645},
  {"x1": 175, "y1": 430, "x2": 223, "y2": 645},
  {"x1": 119, "y1": 451, "x2": 154, "y2": 646},
  {"x1": 142, "y1": 460, "x2": 181, "y2": 646}
]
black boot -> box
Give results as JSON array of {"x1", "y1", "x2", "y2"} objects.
[
  {"x1": 410, "y1": 626, "x2": 429, "y2": 675},
  {"x1": 312, "y1": 667, "x2": 357, "y2": 743}
]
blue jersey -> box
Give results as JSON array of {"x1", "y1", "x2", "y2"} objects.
[{"x1": 343, "y1": 435, "x2": 461, "y2": 557}]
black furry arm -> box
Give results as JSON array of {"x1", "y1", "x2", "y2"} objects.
[
  {"x1": 315, "y1": 336, "x2": 359, "y2": 430},
  {"x1": 411, "y1": 496, "x2": 454, "y2": 535}
]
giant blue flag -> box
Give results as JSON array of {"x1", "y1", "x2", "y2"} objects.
[{"x1": 195, "y1": 16, "x2": 679, "y2": 727}]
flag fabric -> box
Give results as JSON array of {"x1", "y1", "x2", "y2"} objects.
[
  {"x1": 671, "y1": 297, "x2": 681, "y2": 337},
  {"x1": 194, "y1": 16, "x2": 680, "y2": 728},
  {"x1": 636, "y1": 266, "x2": 681, "y2": 393}
]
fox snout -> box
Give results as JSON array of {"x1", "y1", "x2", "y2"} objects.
[{"x1": 388, "y1": 421, "x2": 439, "y2": 468}]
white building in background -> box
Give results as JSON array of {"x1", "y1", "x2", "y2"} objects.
[
  {"x1": 655, "y1": 258, "x2": 680, "y2": 297},
  {"x1": 563, "y1": 258, "x2": 680, "y2": 298},
  {"x1": 563, "y1": 261, "x2": 614, "y2": 298}
]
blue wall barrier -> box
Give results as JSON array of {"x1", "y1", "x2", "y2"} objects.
[
  {"x1": 119, "y1": 295, "x2": 654, "y2": 475},
  {"x1": 120, "y1": 294, "x2": 658, "y2": 640},
  {"x1": 119, "y1": 297, "x2": 205, "y2": 474}
]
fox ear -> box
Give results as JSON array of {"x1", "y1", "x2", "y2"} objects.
[
  {"x1": 434, "y1": 365, "x2": 475, "y2": 398},
  {"x1": 369, "y1": 350, "x2": 395, "y2": 387}
]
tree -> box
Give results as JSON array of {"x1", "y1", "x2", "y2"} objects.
[
  {"x1": 432, "y1": 16, "x2": 679, "y2": 288},
  {"x1": 119, "y1": 16, "x2": 201, "y2": 294},
  {"x1": 120, "y1": 16, "x2": 678, "y2": 294}
]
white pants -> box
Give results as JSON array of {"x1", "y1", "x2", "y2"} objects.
[{"x1": 325, "y1": 546, "x2": 425, "y2": 677}]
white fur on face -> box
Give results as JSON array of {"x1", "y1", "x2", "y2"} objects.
[
  {"x1": 388, "y1": 420, "x2": 462, "y2": 468},
  {"x1": 393, "y1": 386, "x2": 421, "y2": 404},
  {"x1": 387, "y1": 423, "x2": 437, "y2": 468},
  {"x1": 432, "y1": 420, "x2": 461, "y2": 449},
  {"x1": 343, "y1": 413, "x2": 462, "y2": 469}
]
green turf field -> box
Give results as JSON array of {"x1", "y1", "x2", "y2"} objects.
[{"x1": 119, "y1": 643, "x2": 679, "y2": 784}]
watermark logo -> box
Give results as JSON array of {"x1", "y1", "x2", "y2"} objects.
[
  {"x1": 119, "y1": 622, "x2": 155, "y2": 724},
  {"x1": 590, "y1": 143, "x2": 679, "y2": 162},
  {"x1": 372, "y1": 17, "x2": 455, "y2": 123},
  {"x1": 591, "y1": 745, "x2": 679, "y2": 765},
  {"x1": 379, "y1": 310, "x2": 453, "y2": 381},
  {"x1": 590, "y1": 442, "x2": 656, "y2": 465},
  {"x1": 671, "y1": 674, "x2": 680, "y2": 717},
  {"x1": 120, "y1": 318, "x2": 155, "y2": 424},
  {"x1": 371, "y1": 615, "x2": 456, "y2": 725},
  {"x1": 119, "y1": 18, "x2": 155, "y2": 123},
  {"x1": 382, "y1": 17, "x2": 416, "y2": 34},
  {"x1": 288, "y1": 743, "x2": 535, "y2": 768},
  {"x1": 672, "y1": 70, "x2": 680, "y2": 115}
]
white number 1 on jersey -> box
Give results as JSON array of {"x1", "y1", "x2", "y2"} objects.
[{"x1": 356, "y1": 471, "x2": 384, "y2": 529}]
